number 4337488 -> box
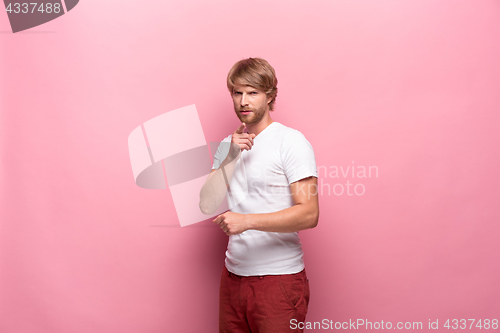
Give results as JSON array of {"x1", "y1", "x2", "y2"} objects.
[
  {"x1": 5, "y1": 3, "x2": 62, "y2": 14},
  {"x1": 443, "y1": 319, "x2": 498, "y2": 330}
]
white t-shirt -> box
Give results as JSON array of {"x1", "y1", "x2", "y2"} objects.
[{"x1": 212, "y1": 122, "x2": 317, "y2": 276}]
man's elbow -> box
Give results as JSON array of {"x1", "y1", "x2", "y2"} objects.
[
  {"x1": 199, "y1": 192, "x2": 216, "y2": 215},
  {"x1": 305, "y1": 207, "x2": 319, "y2": 229},
  {"x1": 199, "y1": 201, "x2": 215, "y2": 215}
]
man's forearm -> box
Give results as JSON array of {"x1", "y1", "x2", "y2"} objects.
[
  {"x1": 199, "y1": 146, "x2": 241, "y2": 215},
  {"x1": 245, "y1": 203, "x2": 319, "y2": 233}
]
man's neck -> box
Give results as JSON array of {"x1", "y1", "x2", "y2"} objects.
[{"x1": 246, "y1": 114, "x2": 274, "y2": 137}]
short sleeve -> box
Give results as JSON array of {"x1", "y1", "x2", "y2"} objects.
[
  {"x1": 280, "y1": 130, "x2": 317, "y2": 184},
  {"x1": 212, "y1": 135, "x2": 232, "y2": 170}
]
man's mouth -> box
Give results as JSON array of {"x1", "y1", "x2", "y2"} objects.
[{"x1": 240, "y1": 110, "x2": 252, "y2": 115}]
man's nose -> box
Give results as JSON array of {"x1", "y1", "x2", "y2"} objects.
[{"x1": 240, "y1": 93, "x2": 248, "y2": 106}]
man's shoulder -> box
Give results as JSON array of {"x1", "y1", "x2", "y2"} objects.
[{"x1": 272, "y1": 122, "x2": 309, "y2": 142}]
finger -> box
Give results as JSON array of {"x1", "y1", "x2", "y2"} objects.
[
  {"x1": 234, "y1": 138, "x2": 253, "y2": 151},
  {"x1": 235, "y1": 123, "x2": 246, "y2": 134},
  {"x1": 240, "y1": 133, "x2": 254, "y2": 145},
  {"x1": 241, "y1": 142, "x2": 252, "y2": 151},
  {"x1": 213, "y1": 215, "x2": 222, "y2": 224},
  {"x1": 241, "y1": 139, "x2": 253, "y2": 149}
]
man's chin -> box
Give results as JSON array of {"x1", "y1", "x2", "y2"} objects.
[
  {"x1": 242, "y1": 119, "x2": 257, "y2": 125},
  {"x1": 237, "y1": 116, "x2": 253, "y2": 124}
]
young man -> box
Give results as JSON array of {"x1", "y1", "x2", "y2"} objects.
[{"x1": 199, "y1": 58, "x2": 319, "y2": 333}]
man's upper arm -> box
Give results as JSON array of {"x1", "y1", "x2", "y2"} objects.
[
  {"x1": 281, "y1": 130, "x2": 317, "y2": 184},
  {"x1": 290, "y1": 176, "x2": 319, "y2": 228}
]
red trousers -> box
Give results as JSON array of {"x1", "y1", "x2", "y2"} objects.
[{"x1": 219, "y1": 265, "x2": 310, "y2": 333}]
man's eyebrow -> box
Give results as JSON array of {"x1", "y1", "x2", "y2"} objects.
[{"x1": 232, "y1": 87, "x2": 259, "y2": 93}]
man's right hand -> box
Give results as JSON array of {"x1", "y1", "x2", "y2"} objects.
[{"x1": 231, "y1": 123, "x2": 256, "y2": 153}]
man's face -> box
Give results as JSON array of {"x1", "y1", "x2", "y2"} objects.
[{"x1": 231, "y1": 84, "x2": 271, "y2": 125}]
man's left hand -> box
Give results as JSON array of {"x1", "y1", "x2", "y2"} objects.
[{"x1": 213, "y1": 212, "x2": 249, "y2": 236}]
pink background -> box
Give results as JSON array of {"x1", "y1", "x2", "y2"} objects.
[{"x1": 1, "y1": 0, "x2": 499, "y2": 332}]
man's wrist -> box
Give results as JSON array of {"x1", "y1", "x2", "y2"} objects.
[
  {"x1": 228, "y1": 142, "x2": 241, "y2": 160},
  {"x1": 244, "y1": 213, "x2": 255, "y2": 231},
  {"x1": 220, "y1": 144, "x2": 241, "y2": 168}
]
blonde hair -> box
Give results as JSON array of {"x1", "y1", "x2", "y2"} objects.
[{"x1": 227, "y1": 58, "x2": 278, "y2": 111}]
